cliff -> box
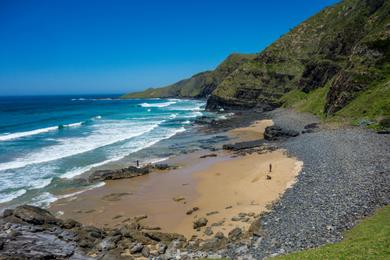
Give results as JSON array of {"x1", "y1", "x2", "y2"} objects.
[{"x1": 123, "y1": 0, "x2": 390, "y2": 127}]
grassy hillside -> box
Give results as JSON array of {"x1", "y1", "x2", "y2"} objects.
[
  {"x1": 123, "y1": 0, "x2": 389, "y2": 127},
  {"x1": 121, "y1": 53, "x2": 255, "y2": 99},
  {"x1": 274, "y1": 206, "x2": 390, "y2": 259}
]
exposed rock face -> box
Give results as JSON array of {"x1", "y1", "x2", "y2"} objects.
[
  {"x1": 264, "y1": 126, "x2": 300, "y2": 141},
  {"x1": 88, "y1": 166, "x2": 150, "y2": 182},
  {"x1": 123, "y1": 0, "x2": 390, "y2": 121}
]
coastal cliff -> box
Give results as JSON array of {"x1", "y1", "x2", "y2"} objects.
[{"x1": 123, "y1": 0, "x2": 390, "y2": 126}]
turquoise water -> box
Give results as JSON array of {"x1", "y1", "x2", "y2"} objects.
[{"x1": 0, "y1": 95, "x2": 207, "y2": 207}]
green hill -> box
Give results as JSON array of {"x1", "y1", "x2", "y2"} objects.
[{"x1": 123, "y1": 0, "x2": 390, "y2": 127}]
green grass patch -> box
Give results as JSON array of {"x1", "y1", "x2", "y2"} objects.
[
  {"x1": 280, "y1": 85, "x2": 329, "y2": 118},
  {"x1": 334, "y1": 79, "x2": 390, "y2": 127},
  {"x1": 274, "y1": 206, "x2": 390, "y2": 259}
]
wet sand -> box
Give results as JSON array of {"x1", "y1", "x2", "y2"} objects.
[{"x1": 50, "y1": 119, "x2": 302, "y2": 238}]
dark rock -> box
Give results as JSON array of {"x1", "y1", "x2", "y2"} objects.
[
  {"x1": 200, "y1": 153, "x2": 218, "y2": 159},
  {"x1": 304, "y1": 123, "x2": 319, "y2": 129},
  {"x1": 153, "y1": 163, "x2": 176, "y2": 170},
  {"x1": 130, "y1": 243, "x2": 143, "y2": 254},
  {"x1": 144, "y1": 231, "x2": 186, "y2": 243},
  {"x1": 63, "y1": 218, "x2": 81, "y2": 229},
  {"x1": 206, "y1": 211, "x2": 219, "y2": 216},
  {"x1": 214, "y1": 232, "x2": 225, "y2": 239},
  {"x1": 193, "y1": 218, "x2": 208, "y2": 229},
  {"x1": 204, "y1": 227, "x2": 213, "y2": 236},
  {"x1": 223, "y1": 140, "x2": 263, "y2": 151},
  {"x1": 186, "y1": 207, "x2": 199, "y2": 215},
  {"x1": 10, "y1": 205, "x2": 61, "y2": 226},
  {"x1": 264, "y1": 126, "x2": 300, "y2": 141},
  {"x1": 377, "y1": 130, "x2": 390, "y2": 134},
  {"x1": 228, "y1": 228, "x2": 242, "y2": 241},
  {"x1": 88, "y1": 166, "x2": 150, "y2": 182},
  {"x1": 141, "y1": 246, "x2": 150, "y2": 257}
]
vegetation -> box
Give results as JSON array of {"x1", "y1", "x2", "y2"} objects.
[
  {"x1": 123, "y1": 0, "x2": 389, "y2": 127},
  {"x1": 274, "y1": 206, "x2": 390, "y2": 259}
]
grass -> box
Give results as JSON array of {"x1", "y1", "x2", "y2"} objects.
[
  {"x1": 280, "y1": 84, "x2": 329, "y2": 118},
  {"x1": 334, "y1": 77, "x2": 390, "y2": 128},
  {"x1": 274, "y1": 206, "x2": 390, "y2": 259}
]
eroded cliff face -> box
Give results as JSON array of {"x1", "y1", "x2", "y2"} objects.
[
  {"x1": 208, "y1": 0, "x2": 389, "y2": 114},
  {"x1": 124, "y1": 0, "x2": 389, "y2": 121}
]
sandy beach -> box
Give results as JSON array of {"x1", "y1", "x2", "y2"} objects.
[{"x1": 50, "y1": 119, "x2": 302, "y2": 239}]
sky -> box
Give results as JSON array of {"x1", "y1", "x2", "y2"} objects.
[{"x1": 0, "y1": 0, "x2": 339, "y2": 96}]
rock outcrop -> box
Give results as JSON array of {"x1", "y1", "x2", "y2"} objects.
[{"x1": 123, "y1": 0, "x2": 390, "y2": 124}]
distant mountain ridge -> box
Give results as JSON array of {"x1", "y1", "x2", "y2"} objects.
[{"x1": 123, "y1": 0, "x2": 390, "y2": 127}]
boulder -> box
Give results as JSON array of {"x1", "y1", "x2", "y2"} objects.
[
  {"x1": 264, "y1": 126, "x2": 300, "y2": 141},
  {"x1": 88, "y1": 166, "x2": 150, "y2": 182},
  {"x1": 193, "y1": 218, "x2": 208, "y2": 229},
  {"x1": 9, "y1": 205, "x2": 61, "y2": 226},
  {"x1": 228, "y1": 227, "x2": 242, "y2": 241},
  {"x1": 144, "y1": 231, "x2": 186, "y2": 243}
]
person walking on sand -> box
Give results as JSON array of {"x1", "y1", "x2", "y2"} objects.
[{"x1": 269, "y1": 163, "x2": 272, "y2": 173}]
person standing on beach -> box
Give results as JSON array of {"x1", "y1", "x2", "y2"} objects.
[{"x1": 269, "y1": 163, "x2": 272, "y2": 173}]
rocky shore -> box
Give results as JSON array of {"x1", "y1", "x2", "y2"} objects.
[
  {"x1": 1, "y1": 109, "x2": 389, "y2": 259},
  {"x1": 226, "y1": 109, "x2": 390, "y2": 258}
]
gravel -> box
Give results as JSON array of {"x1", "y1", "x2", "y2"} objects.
[{"x1": 227, "y1": 109, "x2": 390, "y2": 259}]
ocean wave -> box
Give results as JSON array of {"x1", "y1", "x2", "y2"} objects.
[
  {"x1": 61, "y1": 126, "x2": 185, "y2": 179},
  {"x1": 0, "y1": 189, "x2": 27, "y2": 203},
  {"x1": 0, "y1": 121, "x2": 85, "y2": 142},
  {"x1": 31, "y1": 182, "x2": 105, "y2": 208},
  {"x1": 140, "y1": 101, "x2": 176, "y2": 108},
  {"x1": 0, "y1": 122, "x2": 161, "y2": 171}
]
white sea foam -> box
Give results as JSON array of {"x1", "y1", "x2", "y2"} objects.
[
  {"x1": 61, "y1": 126, "x2": 186, "y2": 179},
  {"x1": 31, "y1": 182, "x2": 105, "y2": 207},
  {"x1": 0, "y1": 121, "x2": 84, "y2": 142},
  {"x1": 0, "y1": 189, "x2": 27, "y2": 203},
  {"x1": 0, "y1": 121, "x2": 161, "y2": 171},
  {"x1": 140, "y1": 101, "x2": 176, "y2": 108},
  {"x1": 0, "y1": 126, "x2": 58, "y2": 141}
]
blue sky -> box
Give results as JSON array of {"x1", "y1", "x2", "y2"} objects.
[{"x1": 0, "y1": 0, "x2": 339, "y2": 96}]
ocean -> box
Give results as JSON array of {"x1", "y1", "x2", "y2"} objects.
[{"x1": 0, "y1": 95, "x2": 211, "y2": 208}]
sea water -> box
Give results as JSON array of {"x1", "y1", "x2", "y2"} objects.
[{"x1": 0, "y1": 95, "x2": 207, "y2": 207}]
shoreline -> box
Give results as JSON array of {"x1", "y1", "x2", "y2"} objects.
[{"x1": 49, "y1": 118, "x2": 303, "y2": 239}]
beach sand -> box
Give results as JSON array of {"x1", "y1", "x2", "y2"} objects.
[{"x1": 50, "y1": 119, "x2": 302, "y2": 238}]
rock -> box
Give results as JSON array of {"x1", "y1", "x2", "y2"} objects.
[
  {"x1": 377, "y1": 130, "x2": 390, "y2": 134},
  {"x1": 186, "y1": 207, "x2": 199, "y2": 215},
  {"x1": 231, "y1": 216, "x2": 241, "y2": 221},
  {"x1": 228, "y1": 227, "x2": 242, "y2": 241},
  {"x1": 264, "y1": 126, "x2": 299, "y2": 141},
  {"x1": 141, "y1": 245, "x2": 150, "y2": 257},
  {"x1": 119, "y1": 227, "x2": 153, "y2": 244},
  {"x1": 144, "y1": 231, "x2": 186, "y2": 244},
  {"x1": 223, "y1": 140, "x2": 263, "y2": 151},
  {"x1": 98, "y1": 235, "x2": 121, "y2": 251},
  {"x1": 130, "y1": 243, "x2": 143, "y2": 254},
  {"x1": 89, "y1": 166, "x2": 150, "y2": 182},
  {"x1": 204, "y1": 227, "x2": 213, "y2": 236},
  {"x1": 266, "y1": 175, "x2": 272, "y2": 180},
  {"x1": 133, "y1": 215, "x2": 147, "y2": 222},
  {"x1": 214, "y1": 232, "x2": 225, "y2": 239},
  {"x1": 63, "y1": 218, "x2": 81, "y2": 229},
  {"x1": 211, "y1": 220, "x2": 225, "y2": 227},
  {"x1": 200, "y1": 154, "x2": 218, "y2": 159},
  {"x1": 157, "y1": 243, "x2": 167, "y2": 254},
  {"x1": 304, "y1": 123, "x2": 319, "y2": 129},
  {"x1": 153, "y1": 163, "x2": 176, "y2": 170},
  {"x1": 206, "y1": 211, "x2": 219, "y2": 216},
  {"x1": 10, "y1": 205, "x2": 61, "y2": 226},
  {"x1": 172, "y1": 196, "x2": 185, "y2": 202},
  {"x1": 193, "y1": 218, "x2": 208, "y2": 229}
]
